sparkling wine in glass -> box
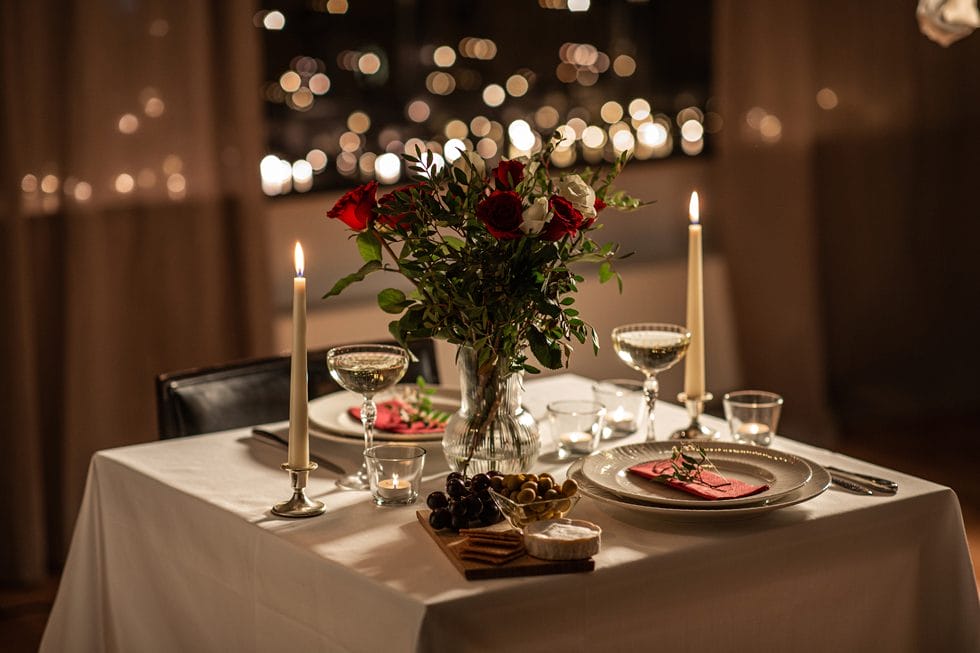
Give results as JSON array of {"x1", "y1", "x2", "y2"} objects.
[
  {"x1": 327, "y1": 344, "x2": 409, "y2": 490},
  {"x1": 611, "y1": 323, "x2": 691, "y2": 441}
]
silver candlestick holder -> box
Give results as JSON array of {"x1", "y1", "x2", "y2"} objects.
[
  {"x1": 272, "y1": 462, "x2": 325, "y2": 518},
  {"x1": 670, "y1": 392, "x2": 720, "y2": 441}
]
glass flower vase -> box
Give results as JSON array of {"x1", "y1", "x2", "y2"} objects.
[{"x1": 442, "y1": 347, "x2": 540, "y2": 475}]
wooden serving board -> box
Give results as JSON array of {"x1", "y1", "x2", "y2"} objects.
[{"x1": 416, "y1": 511, "x2": 594, "y2": 580}]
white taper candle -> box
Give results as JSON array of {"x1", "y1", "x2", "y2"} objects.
[
  {"x1": 683, "y1": 191, "x2": 706, "y2": 398},
  {"x1": 288, "y1": 242, "x2": 310, "y2": 468}
]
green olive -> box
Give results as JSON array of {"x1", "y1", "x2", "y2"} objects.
[
  {"x1": 516, "y1": 488, "x2": 537, "y2": 504},
  {"x1": 520, "y1": 481, "x2": 538, "y2": 494},
  {"x1": 561, "y1": 479, "x2": 579, "y2": 497}
]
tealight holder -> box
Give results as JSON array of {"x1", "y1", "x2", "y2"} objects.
[
  {"x1": 670, "y1": 392, "x2": 720, "y2": 441},
  {"x1": 272, "y1": 462, "x2": 326, "y2": 518},
  {"x1": 364, "y1": 445, "x2": 426, "y2": 506}
]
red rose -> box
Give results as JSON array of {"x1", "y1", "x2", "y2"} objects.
[
  {"x1": 375, "y1": 184, "x2": 420, "y2": 228},
  {"x1": 327, "y1": 181, "x2": 378, "y2": 231},
  {"x1": 542, "y1": 195, "x2": 584, "y2": 241},
  {"x1": 493, "y1": 160, "x2": 525, "y2": 190},
  {"x1": 477, "y1": 190, "x2": 524, "y2": 240}
]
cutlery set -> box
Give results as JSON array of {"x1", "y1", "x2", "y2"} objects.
[{"x1": 827, "y1": 466, "x2": 898, "y2": 495}]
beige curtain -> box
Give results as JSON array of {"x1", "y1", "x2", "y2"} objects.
[
  {"x1": 1, "y1": 0, "x2": 272, "y2": 583},
  {"x1": 712, "y1": 0, "x2": 837, "y2": 441}
]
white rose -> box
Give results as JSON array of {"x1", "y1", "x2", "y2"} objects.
[
  {"x1": 451, "y1": 149, "x2": 486, "y2": 181},
  {"x1": 520, "y1": 196, "x2": 551, "y2": 234},
  {"x1": 557, "y1": 174, "x2": 597, "y2": 221}
]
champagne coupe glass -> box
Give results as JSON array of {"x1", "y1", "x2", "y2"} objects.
[
  {"x1": 611, "y1": 323, "x2": 691, "y2": 441},
  {"x1": 327, "y1": 344, "x2": 409, "y2": 490}
]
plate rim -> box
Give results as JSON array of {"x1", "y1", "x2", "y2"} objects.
[
  {"x1": 579, "y1": 441, "x2": 813, "y2": 509},
  {"x1": 568, "y1": 455, "x2": 831, "y2": 520}
]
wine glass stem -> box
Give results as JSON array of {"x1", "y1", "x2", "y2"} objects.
[
  {"x1": 361, "y1": 396, "x2": 377, "y2": 453},
  {"x1": 643, "y1": 374, "x2": 659, "y2": 441}
]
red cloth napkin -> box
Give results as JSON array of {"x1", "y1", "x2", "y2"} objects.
[
  {"x1": 348, "y1": 400, "x2": 446, "y2": 434},
  {"x1": 628, "y1": 459, "x2": 769, "y2": 500}
]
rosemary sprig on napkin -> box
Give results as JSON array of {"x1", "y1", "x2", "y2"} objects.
[
  {"x1": 398, "y1": 376, "x2": 451, "y2": 427},
  {"x1": 654, "y1": 445, "x2": 731, "y2": 490}
]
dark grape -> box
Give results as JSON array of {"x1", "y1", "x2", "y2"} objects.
[
  {"x1": 449, "y1": 513, "x2": 468, "y2": 532},
  {"x1": 449, "y1": 500, "x2": 468, "y2": 518},
  {"x1": 470, "y1": 473, "x2": 491, "y2": 491},
  {"x1": 446, "y1": 472, "x2": 465, "y2": 484},
  {"x1": 464, "y1": 494, "x2": 483, "y2": 516},
  {"x1": 426, "y1": 491, "x2": 449, "y2": 510},
  {"x1": 486, "y1": 469, "x2": 502, "y2": 478},
  {"x1": 478, "y1": 505, "x2": 501, "y2": 526},
  {"x1": 446, "y1": 477, "x2": 467, "y2": 498},
  {"x1": 428, "y1": 508, "x2": 452, "y2": 530}
]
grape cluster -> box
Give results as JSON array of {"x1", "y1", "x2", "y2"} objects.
[{"x1": 426, "y1": 471, "x2": 503, "y2": 532}]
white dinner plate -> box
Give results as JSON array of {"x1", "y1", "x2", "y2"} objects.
[
  {"x1": 569, "y1": 455, "x2": 831, "y2": 521},
  {"x1": 308, "y1": 385, "x2": 459, "y2": 443},
  {"x1": 580, "y1": 441, "x2": 813, "y2": 508}
]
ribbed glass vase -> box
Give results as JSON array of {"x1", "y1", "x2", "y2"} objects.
[{"x1": 442, "y1": 347, "x2": 539, "y2": 475}]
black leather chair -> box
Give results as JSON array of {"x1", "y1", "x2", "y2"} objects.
[{"x1": 155, "y1": 339, "x2": 439, "y2": 439}]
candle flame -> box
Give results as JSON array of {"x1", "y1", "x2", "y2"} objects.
[
  {"x1": 392, "y1": 472, "x2": 400, "y2": 488},
  {"x1": 689, "y1": 191, "x2": 700, "y2": 225},
  {"x1": 294, "y1": 242, "x2": 304, "y2": 277}
]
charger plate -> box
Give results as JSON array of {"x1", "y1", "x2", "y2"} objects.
[
  {"x1": 569, "y1": 454, "x2": 831, "y2": 521},
  {"x1": 308, "y1": 385, "x2": 459, "y2": 443},
  {"x1": 579, "y1": 441, "x2": 812, "y2": 509}
]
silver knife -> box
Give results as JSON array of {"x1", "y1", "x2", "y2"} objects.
[
  {"x1": 251, "y1": 428, "x2": 346, "y2": 475},
  {"x1": 830, "y1": 474, "x2": 874, "y2": 495},
  {"x1": 827, "y1": 466, "x2": 898, "y2": 492}
]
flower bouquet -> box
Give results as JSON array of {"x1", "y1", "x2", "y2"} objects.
[{"x1": 325, "y1": 137, "x2": 643, "y2": 473}]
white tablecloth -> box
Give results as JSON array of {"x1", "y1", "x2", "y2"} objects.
[{"x1": 41, "y1": 375, "x2": 979, "y2": 652}]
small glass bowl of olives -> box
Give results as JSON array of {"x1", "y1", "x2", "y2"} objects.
[{"x1": 487, "y1": 472, "x2": 580, "y2": 531}]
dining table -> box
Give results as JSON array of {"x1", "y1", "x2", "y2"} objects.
[{"x1": 40, "y1": 374, "x2": 980, "y2": 652}]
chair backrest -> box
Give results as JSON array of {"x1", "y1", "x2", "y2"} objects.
[{"x1": 155, "y1": 339, "x2": 439, "y2": 439}]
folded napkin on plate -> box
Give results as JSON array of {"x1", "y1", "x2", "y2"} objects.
[
  {"x1": 348, "y1": 400, "x2": 445, "y2": 434},
  {"x1": 628, "y1": 460, "x2": 769, "y2": 500}
]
